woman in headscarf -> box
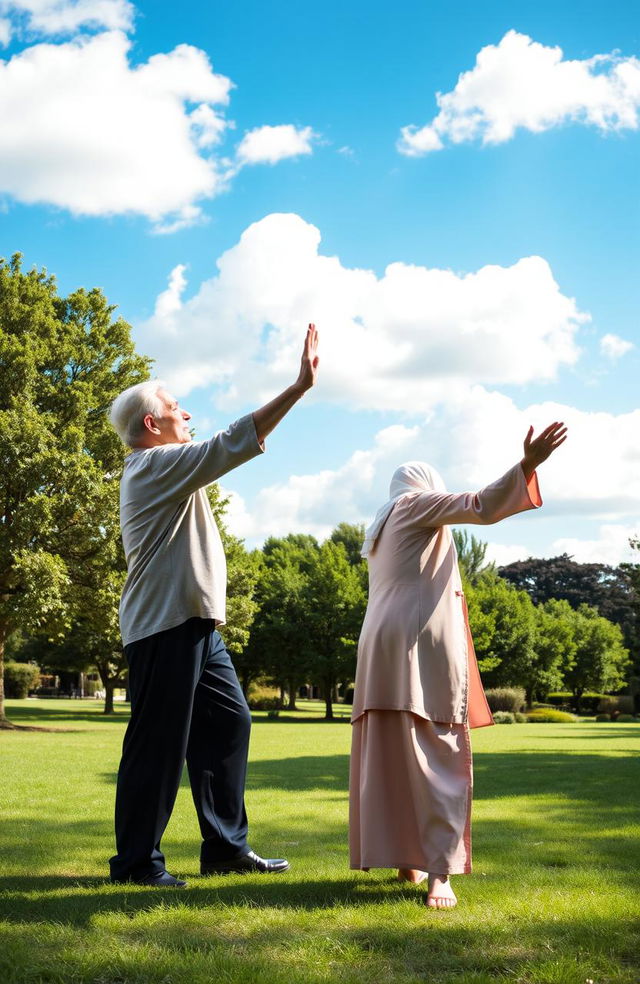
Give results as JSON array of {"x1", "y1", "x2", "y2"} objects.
[{"x1": 349, "y1": 422, "x2": 567, "y2": 909}]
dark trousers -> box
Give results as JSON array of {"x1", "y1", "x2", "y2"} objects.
[{"x1": 109, "y1": 618, "x2": 252, "y2": 882}]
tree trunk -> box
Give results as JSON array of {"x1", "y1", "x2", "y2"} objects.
[
  {"x1": 0, "y1": 617, "x2": 9, "y2": 726},
  {"x1": 323, "y1": 679, "x2": 334, "y2": 721},
  {"x1": 241, "y1": 670, "x2": 251, "y2": 698},
  {"x1": 574, "y1": 688, "x2": 584, "y2": 714},
  {"x1": 103, "y1": 679, "x2": 115, "y2": 715},
  {"x1": 287, "y1": 677, "x2": 298, "y2": 711},
  {"x1": 95, "y1": 658, "x2": 119, "y2": 714},
  {"x1": 279, "y1": 683, "x2": 286, "y2": 707}
]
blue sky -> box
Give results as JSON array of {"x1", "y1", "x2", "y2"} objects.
[{"x1": 1, "y1": 0, "x2": 638, "y2": 564}]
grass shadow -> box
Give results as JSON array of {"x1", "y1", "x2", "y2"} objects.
[
  {"x1": 3, "y1": 703, "x2": 130, "y2": 724},
  {"x1": 0, "y1": 879, "x2": 637, "y2": 984}
]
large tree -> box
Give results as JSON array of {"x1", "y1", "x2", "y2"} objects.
[
  {"x1": 10, "y1": 565, "x2": 129, "y2": 713},
  {"x1": 302, "y1": 540, "x2": 366, "y2": 720},
  {"x1": 330, "y1": 522, "x2": 369, "y2": 595},
  {"x1": 527, "y1": 598, "x2": 578, "y2": 706},
  {"x1": 0, "y1": 254, "x2": 149, "y2": 726},
  {"x1": 620, "y1": 537, "x2": 640, "y2": 690},
  {"x1": 499, "y1": 554, "x2": 638, "y2": 654},
  {"x1": 330, "y1": 522, "x2": 365, "y2": 567},
  {"x1": 242, "y1": 534, "x2": 319, "y2": 707},
  {"x1": 467, "y1": 571, "x2": 536, "y2": 686},
  {"x1": 563, "y1": 604, "x2": 630, "y2": 711}
]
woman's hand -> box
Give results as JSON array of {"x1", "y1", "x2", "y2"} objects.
[{"x1": 521, "y1": 422, "x2": 567, "y2": 481}]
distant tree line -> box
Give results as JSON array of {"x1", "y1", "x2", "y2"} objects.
[{"x1": 7, "y1": 510, "x2": 634, "y2": 719}]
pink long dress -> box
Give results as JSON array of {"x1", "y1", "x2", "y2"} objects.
[{"x1": 349, "y1": 463, "x2": 541, "y2": 874}]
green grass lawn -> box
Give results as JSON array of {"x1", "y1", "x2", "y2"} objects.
[{"x1": 1, "y1": 699, "x2": 638, "y2": 984}]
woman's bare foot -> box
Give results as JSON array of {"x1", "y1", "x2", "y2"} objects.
[
  {"x1": 397, "y1": 868, "x2": 427, "y2": 884},
  {"x1": 426, "y1": 874, "x2": 457, "y2": 909}
]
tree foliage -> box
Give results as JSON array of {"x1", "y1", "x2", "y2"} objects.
[
  {"x1": 241, "y1": 534, "x2": 318, "y2": 707},
  {"x1": 0, "y1": 254, "x2": 150, "y2": 724},
  {"x1": 527, "y1": 598, "x2": 577, "y2": 704},
  {"x1": 620, "y1": 536, "x2": 640, "y2": 688},
  {"x1": 301, "y1": 540, "x2": 367, "y2": 719},
  {"x1": 465, "y1": 563, "x2": 631, "y2": 707},
  {"x1": 499, "y1": 554, "x2": 638, "y2": 653},
  {"x1": 330, "y1": 522, "x2": 365, "y2": 567},
  {"x1": 467, "y1": 571, "x2": 536, "y2": 685},
  {"x1": 330, "y1": 522, "x2": 368, "y2": 595},
  {"x1": 563, "y1": 604, "x2": 630, "y2": 709},
  {"x1": 453, "y1": 529, "x2": 494, "y2": 584}
]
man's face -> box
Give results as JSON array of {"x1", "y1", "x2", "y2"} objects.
[{"x1": 150, "y1": 389, "x2": 192, "y2": 444}]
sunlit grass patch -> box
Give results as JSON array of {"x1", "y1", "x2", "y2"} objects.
[{"x1": 1, "y1": 701, "x2": 639, "y2": 983}]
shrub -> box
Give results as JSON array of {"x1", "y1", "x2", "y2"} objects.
[
  {"x1": 267, "y1": 709, "x2": 280, "y2": 719},
  {"x1": 547, "y1": 693, "x2": 604, "y2": 714},
  {"x1": 514, "y1": 712, "x2": 528, "y2": 723},
  {"x1": 492, "y1": 711, "x2": 515, "y2": 724},
  {"x1": 545, "y1": 694, "x2": 572, "y2": 711},
  {"x1": 595, "y1": 713, "x2": 611, "y2": 722},
  {"x1": 248, "y1": 682, "x2": 279, "y2": 700},
  {"x1": 598, "y1": 696, "x2": 634, "y2": 716},
  {"x1": 247, "y1": 682, "x2": 281, "y2": 711},
  {"x1": 485, "y1": 688, "x2": 526, "y2": 713},
  {"x1": 579, "y1": 695, "x2": 608, "y2": 714},
  {"x1": 526, "y1": 708, "x2": 577, "y2": 723},
  {"x1": 616, "y1": 714, "x2": 636, "y2": 723},
  {"x1": 3, "y1": 661, "x2": 40, "y2": 699},
  {"x1": 249, "y1": 696, "x2": 281, "y2": 711}
]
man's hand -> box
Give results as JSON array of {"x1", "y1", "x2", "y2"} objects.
[
  {"x1": 252, "y1": 324, "x2": 320, "y2": 444},
  {"x1": 293, "y1": 323, "x2": 320, "y2": 394},
  {"x1": 521, "y1": 422, "x2": 567, "y2": 481}
]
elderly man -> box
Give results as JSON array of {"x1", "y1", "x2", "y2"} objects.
[{"x1": 108, "y1": 325, "x2": 319, "y2": 887}]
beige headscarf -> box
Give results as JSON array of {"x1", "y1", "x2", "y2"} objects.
[{"x1": 361, "y1": 461, "x2": 447, "y2": 558}]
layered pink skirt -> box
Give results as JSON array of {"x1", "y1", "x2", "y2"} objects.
[{"x1": 349, "y1": 710, "x2": 473, "y2": 875}]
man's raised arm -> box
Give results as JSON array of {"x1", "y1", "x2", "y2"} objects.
[{"x1": 252, "y1": 324, "x2": 319, "y2": 444}]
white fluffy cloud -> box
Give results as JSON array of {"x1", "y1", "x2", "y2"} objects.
[
  {"x1": 154, "y1": 263, "x2": 188, "y2": 318},
  {"x1": 552, "y1": 525, "x2": 638, "y2": 565},
  {"x1": 138, "y1": 212, "x2": 587, "y2": 408},
  {"x1": 483, "y1": 524, "x2": 639, "y2": 567},
  {"x1": 0, "y1": 16, "x2": 11, "y2": 43},
  {"x1": 0, "y1": 0, "x2": 133, "y2": 36},
  {"x1": 600, "y1": 333, "x2": 634, "y2": 361},
  {"x1": 221, "y1": 388, "x2": 640, "y2": 564},
  {"x1": 0, "y1": 29, "x2": 317, "y2": 228},
  {"x1": 484, "y1": 541, "x2": 532, "y2": 568},
  {"x1": 235, "y1": 124, "x2": 315, "y2": 166},
  {"x1": 0, "y1": 31, "x2": 232, "y2": 228},
  {"x1": 398, "y1": 30, "x2": 640, "y2": 155}
]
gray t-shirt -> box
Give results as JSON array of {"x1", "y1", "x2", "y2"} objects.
[{"x1": 119, "y1": 414, "x2": 263, "y2": 647}]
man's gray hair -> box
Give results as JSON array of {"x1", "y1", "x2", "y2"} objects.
[{"x1": 110, "y1": 380, "x2": 166, "y2": 448}]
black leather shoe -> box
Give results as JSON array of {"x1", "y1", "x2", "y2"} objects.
[
  {"x1": 112, "y1": 871, "x2": 187, "y2": 887},
  {"x1": 200, "y1": 850, "x2": 290, "y2": 876}
]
